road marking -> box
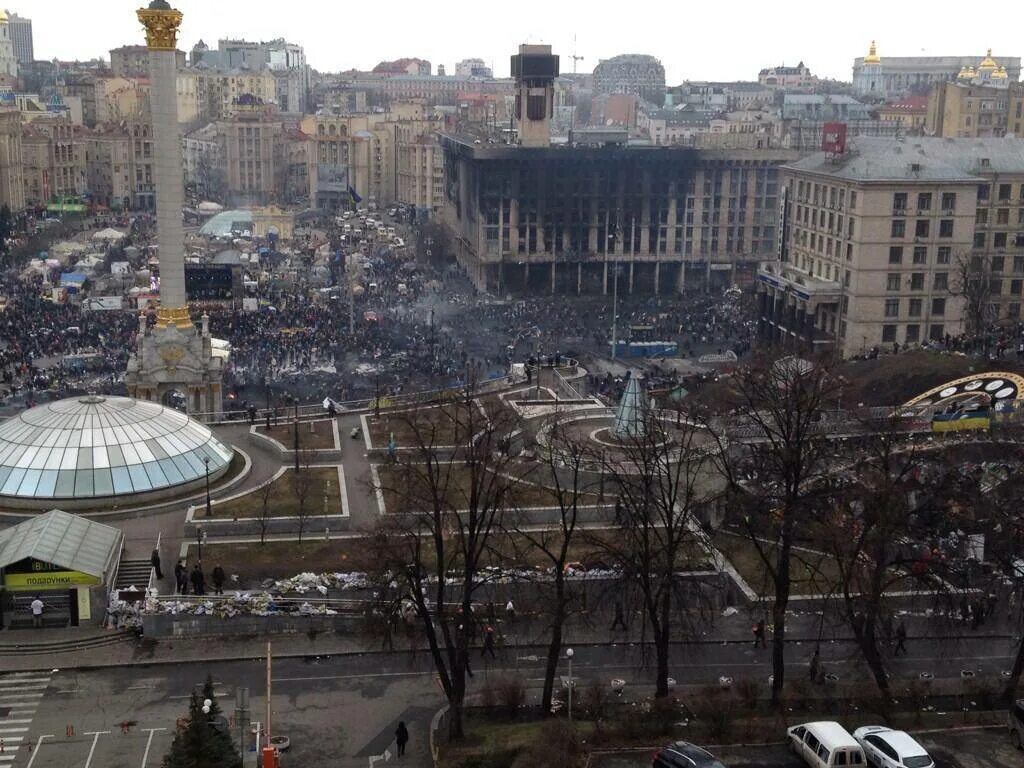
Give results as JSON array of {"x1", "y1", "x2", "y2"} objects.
[
  {"x1": 54, "y1": 689, "x2": 81, "y2": 694},
  {"x1": 0, "y1": 679, "x2": 49, "y2": 686},
  {"x1": 0, "y1": 736, "x2": 23, "y2": 742},
  {"x1": 25, "y1": 735, "x2": 53, "y2": 768},
  {"x1": 0, "y1": 727, "x2": 28, "y2": 733},
  {"x1": 0, "y1": 721, "x2": 32, "y2": 725},
  {"x1": 127, "y1": 685, "x2": 153, "y2": 690},
  {"x1": 83, "y1": 731, "x2": 110, "y2": 768},
  {"x1": 140, "y1": 728, "x2": 167, "y2": 767},
  {"x1": 168, "y1": 691, "x2": 228, "y2": 699}
]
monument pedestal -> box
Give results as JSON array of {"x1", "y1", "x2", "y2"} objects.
[{"x1": 126, "y1": 314, "x2": 224, "y2": 417}]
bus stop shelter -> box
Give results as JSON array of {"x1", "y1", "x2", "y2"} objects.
[{"x1": 0, "y1": 509, "x2": 122, "y2": 629}]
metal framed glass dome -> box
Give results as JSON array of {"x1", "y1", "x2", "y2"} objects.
[{"x1": 0, "y1": 395, "x2": 232, "y2": 501}]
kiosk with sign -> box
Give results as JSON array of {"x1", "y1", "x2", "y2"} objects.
[{"x1": 0, "y1": 509, "x2": 122, "y2": 628}]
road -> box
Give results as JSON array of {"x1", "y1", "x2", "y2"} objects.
[{"x1": 0, "y1": 636, "x2": 1019, "y2": 767}]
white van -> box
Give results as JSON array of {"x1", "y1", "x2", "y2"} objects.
[{"x1": 788, "y1": 722, "x2": 865, "y2": 768}]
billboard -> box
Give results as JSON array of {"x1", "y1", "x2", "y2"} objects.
[
  {"x1": 317, "y1": 164, "x2": 349, "y2": 193},
  {"x1": 185, "y1": 264, "x2": 239, "y2": 302},
  {"x1": 822, "y1": 123, "x2": 848, "y2": 154},
  {"x1": 83, "y1": 296, "x2": 125, "y2": 311}
]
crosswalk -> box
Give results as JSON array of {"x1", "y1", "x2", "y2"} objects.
[{"x1": 0, "y1": 672, "x2": 51, "y2": 764}]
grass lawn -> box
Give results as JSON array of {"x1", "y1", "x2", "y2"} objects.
[
  {"x1": 439, "y1": 716, "x2": 592, "y2": 768},
  {"x1": 256, "y1": 419, "x2": 337, "y2": 450},
  {"x1": 210, "y1": 467, "x2": 342, "y2": 519},
  {"x1": 367, "y1": 400, "x2": 482, "y2": 448},
  {"x1": 376, "y1": 461, "x2": 604, "y2": 513},
  {"x1": 180, "y1": 527, "x2": 708, "y2": 587},
  {"x1": 712, "y1": 530, "x2": 840, "y2": 596},
  {"x1": 184, "y1": 539, "x2": 377, "y2": 583}
]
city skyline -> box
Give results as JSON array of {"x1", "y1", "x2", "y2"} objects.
[{"x1": 25, "y1": 0, "x2": 1024, "y2": 83}]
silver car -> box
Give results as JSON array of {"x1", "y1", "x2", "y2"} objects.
[{"x1": 852, "y1": 726, "x2": 934, "y2": 768}]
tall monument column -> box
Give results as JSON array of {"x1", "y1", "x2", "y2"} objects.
[
  {"x1": 125, "y1": 1, "x2": 224, "y2": 417},
  {"x1": 138, "y1": 0, "x2": 189, "y2": 326}
]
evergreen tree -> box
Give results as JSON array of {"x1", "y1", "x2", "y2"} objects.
[{"x1": 162, "y1": 676, "x2": 242, "y2": 768}]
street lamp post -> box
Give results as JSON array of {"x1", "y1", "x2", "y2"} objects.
[
  {"x1": 566, "y1": 647, "x2": 575, "y2": 720},
  {"x1": 196, "y1": 525, "x2": 203, "y2": 565},
  {"x1": 292, "y1": 396, "x2": 299, "y2": 472},
  {"x1": 203, "y1": 456, "x2": 211, "y2": 517}
]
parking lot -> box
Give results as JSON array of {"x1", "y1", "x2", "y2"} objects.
[
  {"x1": 591, "y1": 727, "x2": 1019, "y2": 768},
  {"x1": 17, "y1": 729, "x2": 179, "y2": 768}
]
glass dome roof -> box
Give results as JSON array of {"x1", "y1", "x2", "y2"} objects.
[{"x1": 0, "y1": 396, "x2": 233, "y2": 501}]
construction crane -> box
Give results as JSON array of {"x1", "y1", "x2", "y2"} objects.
[{"x1": 570, "y1": 53, "x2": 584, "y2": 74}]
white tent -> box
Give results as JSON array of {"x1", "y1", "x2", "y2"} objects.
[
  {"x1": 91, "y1": 228, "x2": 126, "y2": 243},
  {"x1": 198, "y1": 201, "x2": 224, "y2": 214}
]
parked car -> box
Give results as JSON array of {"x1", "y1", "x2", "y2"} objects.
[
  {"x1": 852, "y1": 726, "x2": 933, "y2": 768},
  {"x1": 1009, "y1": 698, "x2": 1024, "y2": 749},
  {"x1": 652, "y1": 741, "x2": 726, "y2": 768},
  {"x1": 788, "y1": 722, "x2": 866, "y2": 768}
]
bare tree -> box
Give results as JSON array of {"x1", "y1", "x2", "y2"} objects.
[
  {"x1": 593, "y1": 407, "x2": 723, "y2": 698},
  {"x1": 509, "y1": 424, "x2": 593, "y2": 715},
  {"x1": 820, "y1": 420, "x2": 945, "y2": 703},
  {"x1": 949, "y1": 251, "x2": 998, "y2": 352},
  {"x1": 376, "y1": 391, "x2": 519, "y2": 740},
  {"x1": 723, "y1": 355, "x2": 840, "y2": 706},
  {"x1": 256, "y1": 476, "x2": 276, "y2": 545},
  {"x1": 291, "y1": 448, "x2": 318, "y2": 542}
]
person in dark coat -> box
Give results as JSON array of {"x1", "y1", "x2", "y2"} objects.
[
  {"x1": 395, "y1": 721, "x2": 409, "y2": 757},
  {"x1": 211, "y1": 565, "x2": 226, "y2": 595},
  {"x1": 150, "y1": 548, "x2": 163, "y2": 580},
  {"x1": 190, "y1": 564, "x2": 205, "y2": 596},
  {"x1": 174, "y1": 561, "x2": 187, "y2": 594}
]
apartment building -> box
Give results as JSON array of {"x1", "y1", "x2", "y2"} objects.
[
  {"x1": 441, "y1": 134, "x2": 798, "y2": 294},
  {"x1": 0, "y1": 108, "x2": 23, "y2": 212},
  {"x1": 760, "y1": 136, "x2": 1024, "y2": 357},
  {"x1": 396, "y1": 120, "x2": 444, "y2": 216},
  {"x1": 21, "y1": 114, "x2": 86, "y2": 205},
  {"x1": 84, "y1": 126, "x2": 134, "y2": 210},
  {"x1": 216, "y1": 97, "x2": 285, "y2": 206},
  {"x1": 926, "y1": 82, "x2": 1018, "y2": 138}
]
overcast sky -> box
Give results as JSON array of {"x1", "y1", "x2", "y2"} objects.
[{"x1": 28, "y1": 0, "x2": 1023, "y2": 83}]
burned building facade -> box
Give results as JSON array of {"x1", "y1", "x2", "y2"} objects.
[{"x1": 440, "y1": 136, "x2": 798, "y2": 295}]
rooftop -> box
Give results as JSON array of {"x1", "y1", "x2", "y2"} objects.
[
  {"x1": 0, "y1": 395, "x2": 232, "y2": 501},
  {"x1": 0, "y1": 509, "x2": 121, "y2": 579},
  {"x1": 786, "y1": 137, "x2": 1024, "y2": 182}
]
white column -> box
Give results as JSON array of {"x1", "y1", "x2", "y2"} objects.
[{"x1": 149, "y1": 47, "x2": 187, "y2": 309}]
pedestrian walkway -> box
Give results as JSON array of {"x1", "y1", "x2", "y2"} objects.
[{"x1": 0, "y1": 671, "x2": 53, "y2": 764}]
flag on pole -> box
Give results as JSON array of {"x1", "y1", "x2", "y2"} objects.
[{"x1": 348, "y1": 186, "x2": 362, "y2": 204}]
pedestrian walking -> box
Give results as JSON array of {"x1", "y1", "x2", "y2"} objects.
[
  {"x1": 894, "y1": 621, "x2": 907, "y2": 656},
  {"x1": 151, "y1": 547, "x2": 163, "y2": 580},
  {"x1": 610, "y1": 601, "x2": 627, "y2": 631},
  {"x1": 395, "y1": 721, "x2": 409, "y2": 757},
  {"x1": 482, "y1": 626, "x2": 496, "y2": 659},
  {"x1": 30, "y1": 595, "x2": 45, "y2": 628},
  {"x1": 190, "y1": 564, "x2": 206, "y2": 596},
  {"x1": 486, "y1": 601, "x2": 496, "y2": 626},
  {"x1": 808, "y1": 649, "x2": 820, "y2": 682},
  {"x1": 211, "y1": 564, "x2": 225, "y2": 595},
  {"x1": 505, "y1": 599, "x2": 516, "y2": 622},
  {"x1": 753, "y1": 619, "x2": 766, "y2": 648}
]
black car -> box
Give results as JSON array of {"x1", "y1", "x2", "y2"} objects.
[{"x1": 653, "y1": 742, "x2": 728, "y2": 768}]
